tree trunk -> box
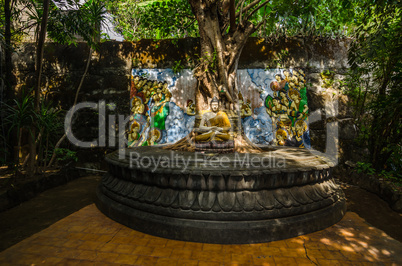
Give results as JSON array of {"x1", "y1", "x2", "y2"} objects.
[
  {"x1": 47, "y1": 47, "x2": 93, "y2": 168},
  {"x1": 27, "y1": 0, "x2": 51, "y2": 175},
  {"x1": 190, "y1": 0, "x2": 253, "y2": 113},
  {"x1": 4, "y1": 0, "x2": 13, "y2": 101},
  {"x1": 3, "y1": 0, "x2": 16, "y2": 165},
  {"x1": 165, "y1": 0, "x2": 263, "y2": 153}
]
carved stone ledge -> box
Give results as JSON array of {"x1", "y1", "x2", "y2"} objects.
[{"x1": 97, "y1": 146, "x2": 346, "y2": 244}]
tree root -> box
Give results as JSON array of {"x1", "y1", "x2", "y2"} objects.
[{"x1": 163, "y1": 131, "x2": 262, "y2": 153}]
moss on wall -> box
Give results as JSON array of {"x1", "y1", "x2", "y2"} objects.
[{"x1": 12, "y1": 37, "x2": 356, "y2": 162}]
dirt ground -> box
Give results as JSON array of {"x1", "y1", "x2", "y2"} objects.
[{"x1": 0, "y1": 175, "x2": 401, "y2": 252}]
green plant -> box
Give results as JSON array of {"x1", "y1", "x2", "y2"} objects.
[
  {"x1": 54, "y1": 148, "x2": 78, "y2": 163},
  {"x1": 200, "y1": 50, "x2": 217, "y2": 74},
  {"x1": 346, "y1": 0, "x2": 402, "y2": 170},
  {"x1": 47, "y1": 0, "x2": 109, "y2": 169},
  {"x1": 272, "y1": 49, "x2": 289, "y2": 68},
  {"x1": 172, "y1": 60, "x2": 184, "y2": 75},
  {"x1": 3, "y1": 90, "x2": 36, "y2": 167},
  {"x1": 355, "y1": 161, "x2": 375, "y2": 175},
  {"x1": 132, "y1": 58, "x2": 140, "y2": 68},
  {"x1": 35, "y1": 101, "x2": 63, "y2": 169},
  {"x1": 320, "y1": 70, "x2": 335, "y2": 88}
]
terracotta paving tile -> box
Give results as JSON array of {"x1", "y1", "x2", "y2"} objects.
[
  {"x1": 285, "y1": 238, "x2": 305, "y2": 249},
  {"x1": 316, "y1": 258, "x2": 342, "y2": 265},
  {"x1": 68, "y1": 225, "x2": 87, "y2": 232},
  {"x1": 41, "y1": 256, "x2": 65, "y2": 264},
  {"x1": 12, "y1": 253, "x2": 46, "y2": 265},
  {"x1": 224, "y1": 245, "x2": 243, "y2": 253},
  {"x1": 280, "y1": 247, "x2": 307, "y2": 258},
  {"x1": 320, "y1": 249, "x2": 348, "y2": 260},
  {"x1": 156, "y1": 257, "x2": 179, "y2": 265},
  {"x1": 63, "y1": 239, "x2": 85, "y2": 248},
  {"x1": 58, "y1": 248, "x2": 82, "y2": 259},
  {"x1": 94, "y1": 252, "x2": 120, "y2": 263},
  {"x1": 184, "y1": 242, "x2": 204, "y2": 250},
  {"x1": 304, "y1": 241, "x2": 331, "y2": 250},
  {"x1": 166, "y1": 239, "x2": 187, "y2": 249},
  {"x1": 96, "y1": 234, "x2": 115, "y2": 243},
  {"x1": 66, "y1": 232, "x2": 86, "y2": 240},
  {"x1": 29, "y1": 235, "x2": 57, "y2": 245},
  {"x1": 1, "y1": 205, "x2": 402, "y2": 265},
  {"x1": 170, "y1": 249, "x2": 193, "y2": 260},
  {"x1": 231, "y1": 253, "x2": 253, "y2": 264},
  {"x1": 295, "y1": 257, "x2": 317, "y2": 265},
  {"x1": 259, "y1": 246, "x2": 282, "y2": 256},
  {"x1": 77, "y1": 240, "x2": 104, "y2": 251},
  {"x1": 115, "y1": 227, "x2": 133, "y2": 237},
  {"x1": 135, "y1": 255, "x2": 159, "y2": 265},
  {"x1": 81, "y1": 233, "x2": 102, "y2": 241},
  {"x1": 113, "y1": 254, "x2": 139, "y2": 264},
  {"x1": 267, "y1": 240, "x2": 289, "y2": 248},
  {"x1": 150, "y1": 246, "x2": 173, "y2": 257},
  {"x1": 202, "y1": 243, "x2": 223, "y2": 252},
  {"x1": 177, "y1": 259, "x2": 199, "y2": 265},
  {"x1": 240, "y1": 244, "x2": 263, "y2": 255},
  {"x1": 109, "y1": 236, "x2": 134, "y2": 245},
  {"x1": 97, "y1": 227, "x2": 120, "y2": 235},
  {"x1": 82, "y1": 226, "x2": 101, "y2": 234},
  {"x1": 252, "y1": 254, "x2": 276, "y2": 265},
  {"x1": 305, "y1": 249, "x2": 325, "y2": 259},
  {"x1": 273, "y1": 256, "x2": 298, "y2": 265},
  {"x1": 59, "y1": 258, "x2": 96, "y2": 265},
  {"x1": 129, "y1": 236, "x2": 148, "y2": 245},
  {"x1": 191, "y1": 250, "x2": 225, "y2": 263},
  {"x1": 146, "y1": 238, "x2": 168, "y2": 247},
  {"x1": 198, "y1": 261, "x2": 221, "y2": 266},
  {"x1": 98, "y1": 242, "x2": 120, "y2": 253},
  {"x1": 77, "y1": 250, "x2": 98, "y2": 261},
  {"x1": 114, "y1": 244, "x2": 136, "y2": 254},
  {"x1": 132, "y1": 245, "x2": 155, "y2": 256}
]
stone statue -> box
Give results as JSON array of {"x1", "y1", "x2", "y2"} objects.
[{"x1": 194, "y1": 97, "x2": 232, "y2": 142}]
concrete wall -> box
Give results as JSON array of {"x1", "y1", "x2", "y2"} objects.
[{"x1": 12, "y1": 37, "x2": 357, "y2": 163}]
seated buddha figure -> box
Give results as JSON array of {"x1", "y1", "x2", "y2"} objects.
[{"x1": 194, "y1": 97, "x2": 232, "y2": 143}]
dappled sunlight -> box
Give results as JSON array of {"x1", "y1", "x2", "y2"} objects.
[
  {"x1": 303, "y1": 212, "x2": 402, "y2": 264},
  {"x1": 0, "y1": 206, "x2": 401, "y2": 265}
]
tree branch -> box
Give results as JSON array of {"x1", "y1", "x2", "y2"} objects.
[
  {"x1": 229, "y1": 0, "x2": 235, "y2": 32},
  {"x1": 254, "y1": 19, "x2": 266, "y2": 32},
  {"x1": 235, "y1": 0, "x2": 246, "y2": 11},
  {"x1": 239, "y1": 0, "x2": 246, "y2": 25},
  {"x1": 245, "y1": 0, "x2": 270, "y2": 22},
  {"x1": 235, "y1": 0, "x2": 261, "y2": 18}
]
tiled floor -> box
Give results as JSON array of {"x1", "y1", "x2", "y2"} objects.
[{"x1": 0, "y1": 204, "x2": 401, "y2": 265}]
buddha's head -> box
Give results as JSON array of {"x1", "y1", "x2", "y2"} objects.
[{"x1": 210, "y1": 96, "x2": 220, "y2": 113}]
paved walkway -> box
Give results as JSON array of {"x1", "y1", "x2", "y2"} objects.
[{"x1": 0, "y1": 204, "x2": 401, "y2": 265}]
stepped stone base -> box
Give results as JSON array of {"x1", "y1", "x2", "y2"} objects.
[{"x1": 96, "y1": 146, "x2": 346, "y2": 244}]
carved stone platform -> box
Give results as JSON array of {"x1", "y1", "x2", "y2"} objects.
[{"x1": 96, "y1": 146, "x2": 346, "y2": 244}]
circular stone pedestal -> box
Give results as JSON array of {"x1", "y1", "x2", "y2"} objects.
[{"x1": 96, "y1": 146, "x2": 346, "y2": 244}]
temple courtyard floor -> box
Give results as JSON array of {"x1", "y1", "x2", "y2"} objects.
[{"x1": 0, "y1": 176, "x2": 401, "y2": 265}]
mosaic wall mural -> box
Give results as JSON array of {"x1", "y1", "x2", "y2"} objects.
[{"x1": 128, "y1": 68, "x2": 310, "y2": 148}]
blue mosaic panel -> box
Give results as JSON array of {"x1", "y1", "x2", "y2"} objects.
[{"x1": 128, "y1": 68, "x2": 310, "y2": 148}]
